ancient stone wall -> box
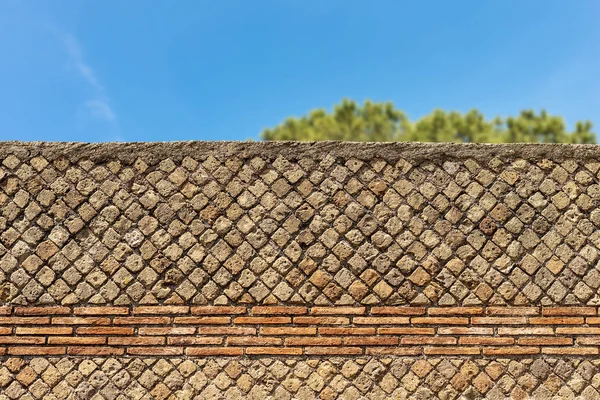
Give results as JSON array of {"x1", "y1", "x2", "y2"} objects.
[{"x1": 2, "y1": 141, "x2": 600, "y2": 399}]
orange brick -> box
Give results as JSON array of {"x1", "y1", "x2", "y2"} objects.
[
  {"x1": 556, "y1": 327, "x2": 600, "y2": 335},
  {"x1": 428, "y1": 307, "x2": 482, "y2": 315},
  {"x1": 53, "y1": 317, "x2": 110, "y2": 325},
  {"x1": 233, "y1": 317, "x2": 290, "y2": 324},
  {"x1": 0, "y1": 317, "x2": 50, "y2": 325},
  {"x1": 412, "y1": 317, "x2": 468, "y2": 325},
  {"x1": 424, "y1": 347, "x2": 480, "y2": 355},
  {"x1": 139, "y1": 327, "x2": 196, "y2": 335},
  {"x1": 127, "y1": 347, "x2": 183, "y2": 355},
  {"x1": 8, "y1": 346, "x2": 65, "y2": 355},
  {"x1": 486, "y1": 307, "x2": 539, "y2": 316},
  {"x1": 168, "y1": 337, "x2": 223, "y2": 345},
  {"x1": 371, "y1": 307, "x2": 426, "y2": 315},
  {"x1": 0, "y1": 348, "x2": 5, "y2": 355},
  {"x1": 542, "y1": 307, "x2": 596, "y2": 316},
  {"x1": 530, "y1": 317, "x2": 584, "y2": 325},
  {"x1": 16, "y1": 327, "x2": 73, "y2": 335},
  {"x1": 401, "y1": 337, "x2": 456, "y2": 345},
  {"x1": 482, "y1": 347, "x2": 540, "y2": 355},
  {"x1": 498, "y1": 327, "x2": 554, "y2": 335},
  {"x1": 197, "y1": 327, "x2": 256, "y2": 335},
  {"x1": 438, "y1": 327, "x2": 493, "y2": 335},
  {"x1": 472, "y1": 317, "x2": 526, "y2": 325},
  {"x1": 77, "y1": 327, "x2": 134, "y2": 335},
  {"x1": 68, "y1": 346, "x2": 124, "y2": 355},
  {"x1": 319, "y1": 327, "x2": 376, "y2": 335},
  {"x1": 304, "y1": 347, "x2": 362, "y2": 355},
  {"x1": 310, "y1": 307, "x2": 365, "y2": 315},
  {"x1": 114, "y1": 317, "x2": 171, "y2": 325},
  {"x1": 378, "y1": 328, "x2": 435, "y2": 335},
  {"x1": 186, "y1": 347, "x2": 243, "y2": 356},
  {"x1": 347, "y1": 337, "x2": 399, "y2": 345},
  {"x1": 260, "y1": 327, "x2": 316, "y2": 335},
  {"x1": 519, "y1": 337, "x2": 572, "y2": 346},
  {"x1": 0, "y1": 307, "x2": 11, "y2": 315},
  {"x1": 294, "y1": 317, "x2": 350, "y2": 325},
  {"x1": 0, "y1": 328, "x2": 11, "y2": 335},
  {"x1": 108, "y1": 337, "x2": 165, "y2": 345},
  {"x1": 286, "y1": 337, "x2": 342, "y2": 346},
  {"x1": 174, "y1": 317, "x2": 230, "y2": 325},
  {"x1": 74, "y1": 307, "x2": 129, "y2": 315},
  {"x1": 354, "y1": 317, "x2": 409, "y2": 325},
  {"x1": 0, "y1": 337, "x2": 45, "y2": 345},
  {"x1": 227, "y1": 337, "x2": 282, "y2": 346},
  {"x1": 133, "y1": 306, "x2": 189, "y2": 314},
  {"x1": 586, "y1": 317, "x2": 600, "y2": 325},
  {"x1": 366, "y1": 347, "x2": 422, "y2": 355},
  {"x1": 576, "y1": 337, "x2": 600, "y2": 345},
  {"x1": 542, "y1": 347, "x2": 598, "y2": 355},
  {"x1": 191, "y1": 306, "x2": 246, "y2": 315},
  {"x1": 246, "y1": 347, "x2": 303, "y2": 355},
  {"x1": 251, "y1": 306, "x2": 307, "y2": 315},
  {"x1": 48, "y1": 337, "x2": 106, "y2": 345},
  {"x1": 459, "y1": 337, "x2": 514, "y2": 345},
  {"x1": 14, "y1": 306, "x2": 71, "y2": 315}
]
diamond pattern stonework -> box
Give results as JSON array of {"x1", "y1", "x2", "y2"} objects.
[
  {"x1": 3, "y1": 142, "x2": 600, "y2": 399},
  {"x1": 2, "y1": 143, "x2": 600, "y2": 307},
  {"x1": 1, "y1": 356, "x2": 600, "y2": 400}
]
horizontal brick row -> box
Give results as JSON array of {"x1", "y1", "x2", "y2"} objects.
[
  {"x1": 2, "y1": 306, "x2": 600, "y2": 357},
  {"x1": 2, "y1": 315, "x2": 600, "y2": 325},
  {"x1": 1, "y1": 345, "x2": 599, "y2": 356},
  {"x1": 0, "y1": 334, "x2": 594, "y2": 345},
  {"x1": 3, "y1": 305, "x2": 600, "y2": 316}
]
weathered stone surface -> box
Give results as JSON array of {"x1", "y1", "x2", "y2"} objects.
[
  {"x1": 3, "y1": 141, "x2": 600, "y2": 398},
  {"x1": 3, "y1": 141, "x2": 600, "y2": 307},
  {"x1": 0, "y1": 356, "x2": 596, "y2": 400}
]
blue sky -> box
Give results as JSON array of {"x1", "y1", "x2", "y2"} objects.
[{"x1": 0, "y1": 1, "x2": 599, "y2": 142}]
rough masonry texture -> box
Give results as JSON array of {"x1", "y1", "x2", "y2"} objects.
[{"x1": 3, "y1": 141, "x2": 600, "y2": 399}]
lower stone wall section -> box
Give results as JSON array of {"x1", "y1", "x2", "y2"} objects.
[{"x1": 1, "y1": 356, "x2": 599, "y2": 400}]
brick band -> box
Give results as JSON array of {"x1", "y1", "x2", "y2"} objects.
[{"x1": 0, "y1": 305, "x2": 599, "y2": 357}]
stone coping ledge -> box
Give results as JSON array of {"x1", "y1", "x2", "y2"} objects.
[{"x1": 2, "y1": 140, "x2": 600, "y2": 163}]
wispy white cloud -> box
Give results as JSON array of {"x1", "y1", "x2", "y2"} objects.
[
  {"x1": 61, "y1": 32, "x2": 117, "y2": 125},
  {"x1": 85, "y1": 100, "x2": 115, "y2": 122},
  {"x1": 63, "y1": 34, "x2": 102, "y2": 91}
]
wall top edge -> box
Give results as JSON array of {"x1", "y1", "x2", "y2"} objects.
[{"x1": 1, "y1": 140, "x2": 600, "y2": 163}]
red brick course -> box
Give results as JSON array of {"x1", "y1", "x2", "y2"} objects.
[{"x1": 0, "y1": 305, "x2": 598, "y2": 357}]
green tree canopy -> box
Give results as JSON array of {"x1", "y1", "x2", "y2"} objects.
[{"x1": 261, "y1": 99, "x2": 596, "y2": 144}]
